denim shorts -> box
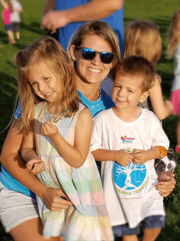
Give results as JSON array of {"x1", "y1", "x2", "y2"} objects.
[
  {"x1": 5, "y1": 24, "x2": 12, "y2": 31},
  {"x1": 0, "y1": 182, "x2": 39, "y2": 232},
  {"x1": 113, "y1": 215, "x2": 165, "y2": 237}
]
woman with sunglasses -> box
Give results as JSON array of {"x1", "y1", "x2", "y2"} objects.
[
  {"x1": 67, "y1": 20, "x2": 120, "y2": 117},
  {"x1": 0, "y1": 21, "x2": 176, "y2": 241}
]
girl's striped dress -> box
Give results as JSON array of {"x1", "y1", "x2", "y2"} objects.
[{"x1": 34, "y1": 102, "x2": 113, "y2": 241}]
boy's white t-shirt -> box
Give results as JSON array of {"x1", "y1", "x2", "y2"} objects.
[
  {"x1": 11, "y1": 1, "x2": 22, "y2": 22},
  {"x1": 91, "y1": 108, "x2": 169, "y2": 228}
]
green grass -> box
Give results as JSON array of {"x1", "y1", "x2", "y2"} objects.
[{"x1": 0, "y1": 0, "x2": 180, "y2": 240}]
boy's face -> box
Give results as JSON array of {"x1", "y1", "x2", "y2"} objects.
[{"x1": 111, "y1": 74, "x2": 148, "y2": 110}]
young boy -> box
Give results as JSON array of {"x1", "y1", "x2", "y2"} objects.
[{"x1": 91, "y1": 55, "x2": 170, "y2": 241}]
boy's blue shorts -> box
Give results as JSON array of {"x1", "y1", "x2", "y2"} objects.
[{"x1": 112, "y1": 215, "x2": 165, "y2": 237}]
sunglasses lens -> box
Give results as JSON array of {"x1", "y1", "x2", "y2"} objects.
[
  {"x1": 82, "y1": 48, "x2": 96, "y2": 60},
  {"x1": 100, "y1": 52, "x2": 114, "y2": 64}
]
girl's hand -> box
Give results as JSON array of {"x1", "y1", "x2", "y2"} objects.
[
  {"x1": 26, "y1": 159, "x2": 45, "y2": 175},
  {"x1": 132, "y1": 149, "x2": 149, "y2": 164},
  {"x1": 41, "y1": 188, "x2": 72, "y2": 211},
  {"x1": 164, "y1": 100, "x2": 174, "y2": 114},
  {"x1": 155, "y1": 172, "x2": 176, "y2": 197},
  {"x1": 41, "y1": 121, "x2": 58, "y2": 138},
  {"x1": 115, "y1": 151, "x2": 133, "y2": 167}
]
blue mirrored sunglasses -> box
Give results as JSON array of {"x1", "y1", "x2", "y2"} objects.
[{"x1": 76, "y1": 47, "x2": 115, "y2": 64}]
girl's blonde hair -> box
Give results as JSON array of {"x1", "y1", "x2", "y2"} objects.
[
  {"x1": 167, "y1": 9, "x2": 180, "y2": 57},
  {"x1": 67, "y1": 20, "x2": 121, "y2": 76},
  {"x1": 16, "y1": 36, "x2": 79, "y2": 132},
  {"x1": 123, "y1": 20, "x2": 162, "y2": 65}
]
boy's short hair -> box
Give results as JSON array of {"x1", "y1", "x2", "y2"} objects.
[{"x1": 114, "y1": 55, "x2": 156, "y2": 92}]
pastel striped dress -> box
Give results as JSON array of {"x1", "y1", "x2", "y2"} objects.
[{"x1": 34, "y1": 102, "x2": 113, "y2": 241}]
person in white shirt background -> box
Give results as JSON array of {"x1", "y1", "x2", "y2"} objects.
[{"x1": 10, "y1": 0, "x2": 22, "y2": 41}]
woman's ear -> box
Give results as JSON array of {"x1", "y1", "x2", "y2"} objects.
[
  {"x1": 139, "y1": 91, "x2": 149, "y2": 103},
  {"x1": 70, "y1": 45, "x2": 77, "y2": 62}
]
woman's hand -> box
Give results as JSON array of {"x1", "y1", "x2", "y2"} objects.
[
  {"x1": 155, "y1": 171, "x2": 176, "y2": 197},
  {"x1": 41, "y1": 188, "x2": 72, "y2": 211}
]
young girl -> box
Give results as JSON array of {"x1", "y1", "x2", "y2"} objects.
[
  {"x1": 167, "y1": 9, "x2": 180, "y2": 154},
  {"x1": 123, "y1": 20, "x2": 174, "y2": 120},
  {"x1": 91, "y1": 55, "x2": 170, "y2": 241},
  {"x1": 16, "y1": 36, "x2": 113, "y2": 240},
  {"x1": 0, "y1": 0, "x2": 15, "y2": 44}
]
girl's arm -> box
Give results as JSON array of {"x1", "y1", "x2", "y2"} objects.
[
  {"x1": 0, "y1": 0, "x2": 6, "y2": 9},
  {"x1": 41, "y1": 108, "x2": 93, "y2": 168},
  {"x1": 149, "y1": 76, "x2": 174, "y2": 120},
  {"x1": 21, "y1": 130, "x2": 46, "y2": 175},
  {"x1": 0, "y1": 118, "x2": 72, "y2": 210}
]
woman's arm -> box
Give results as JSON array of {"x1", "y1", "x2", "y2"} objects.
[
  {"x1": 149, "y1": 76, "x2": 174, "y2": 120},
  {"x1": 41, "y1": 108, "x2": 93, "y2": 168},
  {"x1": 1, "y1": 118, "x2": 72, "y2": 210}
]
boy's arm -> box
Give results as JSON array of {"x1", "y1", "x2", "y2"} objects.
[
  {"x1": 92, "y1": 149, "x2": 133, "y2": 167},
  {"x1": 132, "y1": 147, "x2": 161, "y2": 164},
  {"x1": 42, "y1": 108, "x2": 93, "y2": 168}
]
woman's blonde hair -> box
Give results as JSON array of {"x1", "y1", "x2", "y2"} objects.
[
  {"x1": 123, "y1": 20, "x2": 162, "y2": 65},
  {"x1": 167, "y1": 9, "x2": 180, "y2": 57},
  {"x1": 16, "y1": 36, "x2": 79, "y2": 132},
  {"x1": 67, "y1": 20, "x2": 121, "y2": 76}
]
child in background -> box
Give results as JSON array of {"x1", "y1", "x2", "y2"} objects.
[
  {"x1": 123, "y1": 20, "x2": 174, "y2": 120},
  {"x1": 91, "y1": 56, "x2": 170, "y2": 241},
  {"x1": 10, "y1": 0, "x2": 22, "y2": 40},
  {"x1": 167, "y1": 9, "x2": 180, "y2": 154},
  {"x1": 0, "y1": 0, "x2": 15, "y2": 44},
  {"x1": 16, "y1": 36, "x2": 113, "y2": 241}
]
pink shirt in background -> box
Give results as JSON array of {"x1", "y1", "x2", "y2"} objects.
[{"x1": 2, "y1": 8, "x2": 11, "y2": 25}]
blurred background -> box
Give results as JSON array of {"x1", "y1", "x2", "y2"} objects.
[{"x1": 0, "y1": 0, "x2": 180, "y2": 240}]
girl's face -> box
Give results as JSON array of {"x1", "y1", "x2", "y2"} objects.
[
  {"x1": 70, "y1": 35, "x2": 113, "y2": 85},
  {"x1": 111, "y1": 74, "x2": 148, "y2": 111},
  {"x1": 28, "y1": 62, "x2": 62, "y2": 103}
]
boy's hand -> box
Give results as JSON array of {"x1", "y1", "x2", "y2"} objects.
[
  {"x1": 26, "y1": 159, "x2": 45, "y2": 175},
  {"x1": 114, "y1": 151, "x2": 133, "y2": 167},
  {"x1": 41, "y1": 121, "x2": 58, "y2": 138},
  {"x1": 132, "y1": 149, "x2": 149, "y2": 164}
]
